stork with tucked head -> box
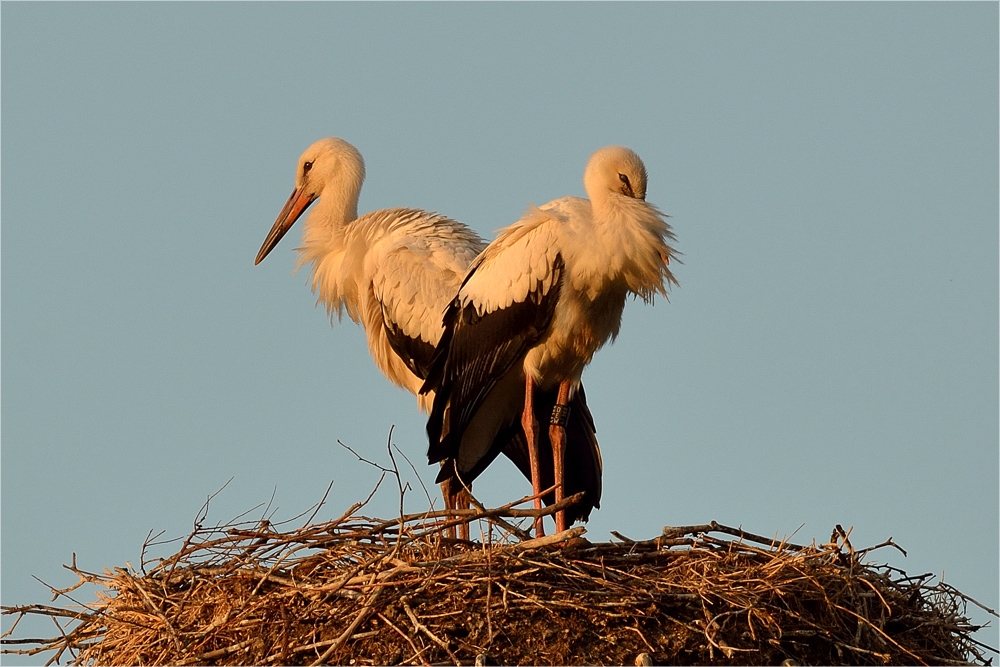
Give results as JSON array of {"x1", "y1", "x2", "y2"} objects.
[
  {"x1": 423, "y1": 146, "x2": 677, "y2": 538},
  {"x1": 255, "y1": 138, "x2": 603, "y2": 536}
]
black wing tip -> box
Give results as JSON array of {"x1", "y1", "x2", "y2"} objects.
[
  {"x1": 433, "y1": 253, "x2": 567, "y2": 457},
  {"x1": 379, "y1": 301, "x2": 437, "y2": 381}
]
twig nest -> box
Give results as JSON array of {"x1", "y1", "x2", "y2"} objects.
[{"x1": 2, "y1": 502, "x2": 994, "y2": 665}]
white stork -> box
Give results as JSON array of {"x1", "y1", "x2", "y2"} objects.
[
  {"x1": 423, "y1": 145, "x2": 677, "y2": 537},
  {"x1": 255, "y1": 138, "x2": 602, "y2": 535}
]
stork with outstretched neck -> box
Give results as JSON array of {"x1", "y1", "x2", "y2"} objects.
[
  {"x1": 255, "y1": 138, "x2": 603, "y2": 536},
  {"x1": 423, "y1": 145, "x2": 677, "y2": 538}
]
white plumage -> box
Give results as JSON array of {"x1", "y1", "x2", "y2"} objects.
[
  {"x1": 424, "y1": 145, "x2": 677, "y2": 536},
  {"x1": 255, "y1": 138, "x2": 483, "y2": 413},
  {"x1": 256, "y1": 138, "x2": 604, "y2": 533}
]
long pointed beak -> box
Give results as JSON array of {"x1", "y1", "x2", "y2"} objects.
[{"x1": 254, "y1": 188, "x2": 317, "y2": 265}]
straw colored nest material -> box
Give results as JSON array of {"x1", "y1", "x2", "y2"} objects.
[{"x1": 3, "y1": 491, "x2": 995, "y2": 666}]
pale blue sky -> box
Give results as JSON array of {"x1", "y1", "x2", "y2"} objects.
[{"x1": 2, "y1": 2, "x2": 997, "y2": 660}]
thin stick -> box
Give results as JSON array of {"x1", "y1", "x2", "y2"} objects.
[
  {"x1": 377, "y1": 612, "x2": 431, "y2": 667},
  {"x1": 465, "y1": 494, "x2": 530, "y2": 541},
  {"x1": 308, "y1": 586, "x2": 383, "y2": 666},
  {"x1": 661, "y1": 521, "x2": 811, "y2": 552},
  {"x1": 509, "y1": 526, "x2": 586, "y2": 551},
  {"x1": 300, "y1": 479, "x2": 336, "y2": 529},
  {"x1": 176, "y1": 638, "x2": 257, "y2": 665},
  {"x1": 402, "y1": 597, "x2": 460, "y2": 666}
]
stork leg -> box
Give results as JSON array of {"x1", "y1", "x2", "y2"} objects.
[
  {"x1": 440, "y1": 474, "x2": 472, "y2": 541},
  {"x1": 440, "y1": 479, "x2": 457, "y2": 540},
  {"x1": 548, "y1": 380, "x2": 573, "y2": 534},
  {"x1": 456, "y1": 486, "x2": 471, "y2": 541},
  {"x1": 522, "y1": 374, "x2": 544, "y2": 538}
]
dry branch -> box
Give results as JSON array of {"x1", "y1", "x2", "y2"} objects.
[{"x1": 3, "y1": 491, "x2": 995, "y2": 666}]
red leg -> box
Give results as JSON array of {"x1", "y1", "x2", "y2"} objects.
[
  {"x1": 522, "y1": 374, "x2": 544, "y2": 538},
  {"x1": 441, "y1": 462, "x2": 472, "y2": 541},
  {"x1": 440, "y1": 478, "x2": 456, "y2": 540},
  {"x1": 548, "y1": 380, "x2": 572, "y2": 533},
  {"x1": 456, "y1": 485, "x2": 471, "y2": 541}
]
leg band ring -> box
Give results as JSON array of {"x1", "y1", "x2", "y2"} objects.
[{"x1": 550, "y1": 404, "x2": 571, "y2": 427}]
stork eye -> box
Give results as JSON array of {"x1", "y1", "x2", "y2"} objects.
[
  {"x1": 303, "y1": 161, "x2": 314, "y2": 173},
  {"x1": 618, "y1": 173, "x2": 634, "y2": 197}
]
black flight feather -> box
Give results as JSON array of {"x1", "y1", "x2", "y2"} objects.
[
  {"x1": 380, "y1": 300, "x2": 437, "y2": 380},
  {"x1": 435, "y1": 384, "x2": 602, "y2": 524},
  {"x1": 424, "y1": 254, "x2": 565, "y2": 464}
]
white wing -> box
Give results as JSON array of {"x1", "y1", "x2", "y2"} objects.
[
  {"x1": 459, "y1": 196, "x2": 587, "y2": 315},
  {"x1": 362, "y1": 209, "x2": 484, "y2": 379}
]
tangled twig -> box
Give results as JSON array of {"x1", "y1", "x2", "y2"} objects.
[
  {"x1": 3, "y1": 451, "x2": 996, "y2": 666},
  {"x1": 3, "y1": 496, "x2": 995, "y2": 665}
]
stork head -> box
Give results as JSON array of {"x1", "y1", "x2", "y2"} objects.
[
  {"x1": 255, "y1": 138, "x2": 366, "y2": 265},
  {"x1": 582, "y1": 146, "x2": 648, "y2": 206}
]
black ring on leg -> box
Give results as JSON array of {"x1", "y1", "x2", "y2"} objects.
[{"x1": 550, "y1": 404, "x2": 571, "y2": 427}]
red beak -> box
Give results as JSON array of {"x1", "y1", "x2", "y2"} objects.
[{"x1": 255, "y1": 187, "x2": 317, "y2": 265}]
